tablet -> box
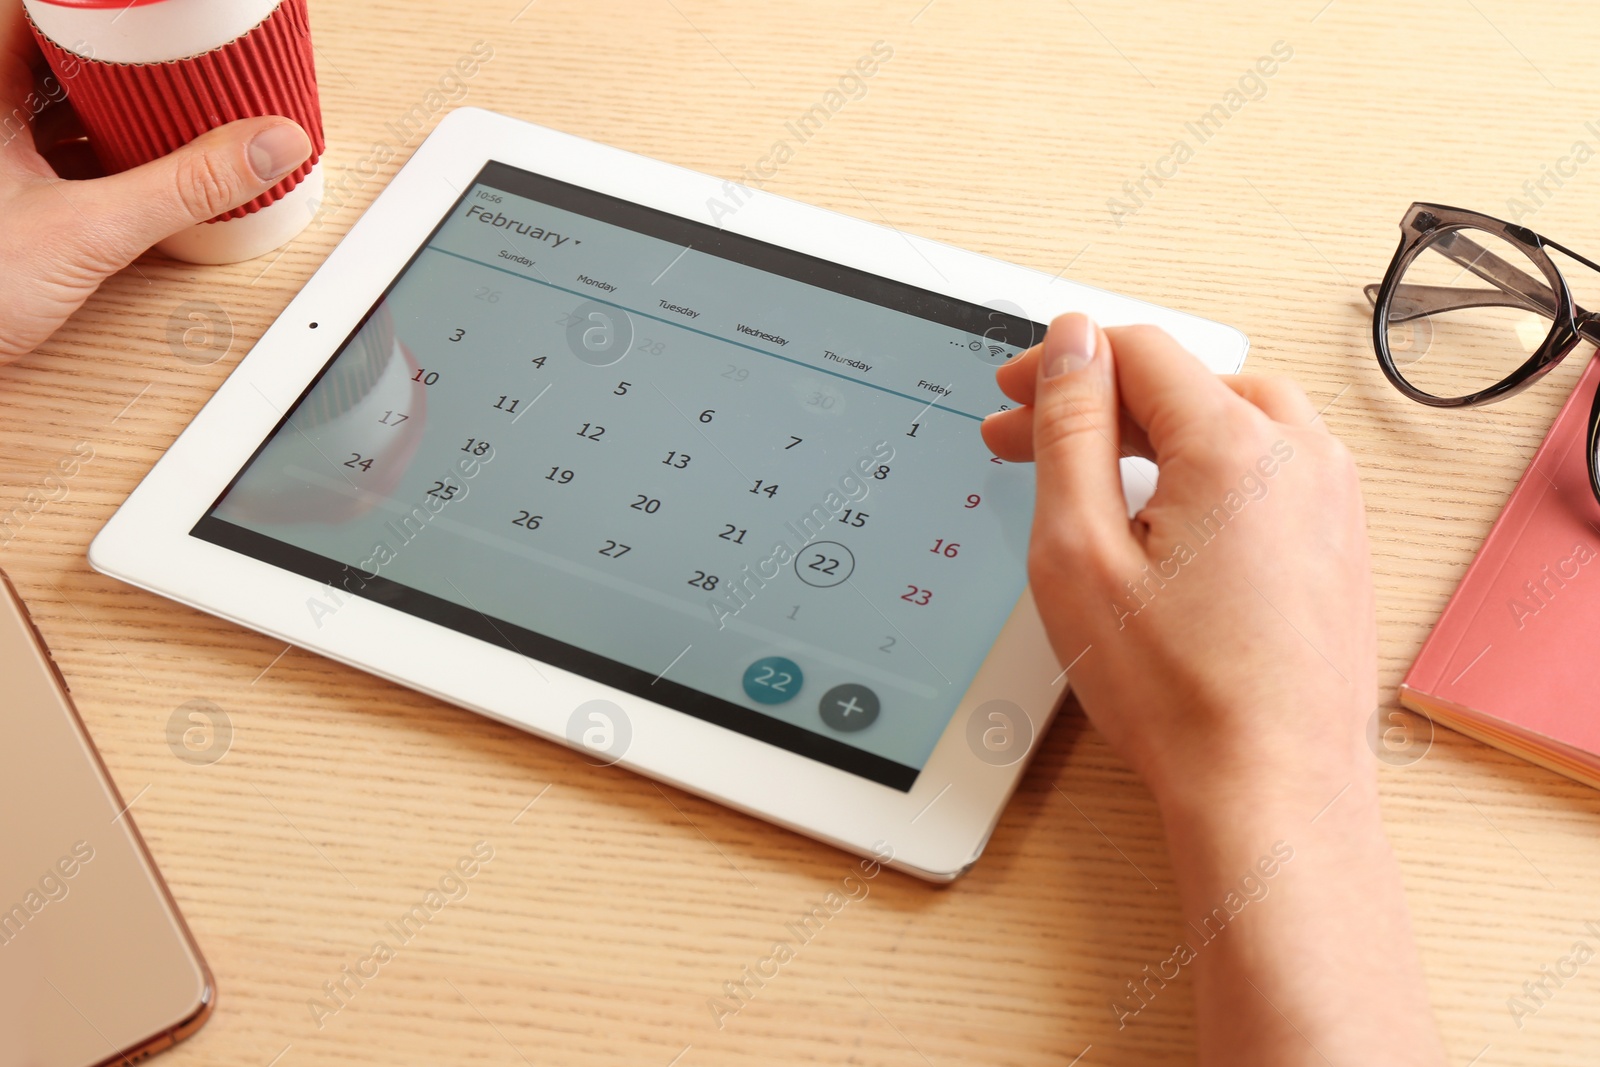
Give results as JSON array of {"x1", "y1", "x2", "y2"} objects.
[{"x1": 90, "y1": 108, "x2": 1246, "y2": 881}]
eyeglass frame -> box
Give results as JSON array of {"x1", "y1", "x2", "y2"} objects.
[{"x1": 1367, "y1": 202, "x2": 1600, "y2": 500}]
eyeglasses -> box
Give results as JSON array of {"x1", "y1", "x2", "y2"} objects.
[{"x1": 1366, "y1": 203, "x2": 1600, "y2": 501}]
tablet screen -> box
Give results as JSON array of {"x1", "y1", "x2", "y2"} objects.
[{"x1": 193, "y1": 162, "x2": 1041, "y2": 790}]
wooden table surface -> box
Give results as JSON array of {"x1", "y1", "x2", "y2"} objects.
[{"x1": 4, "y1": 1, "x2": 1599, "y2": 1064}]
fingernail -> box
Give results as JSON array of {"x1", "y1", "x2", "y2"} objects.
[
  {"x1": 1043, "y1": 316, "x2": 1097, "y2": 379},
  {"x1": 248, "y1": 123, "x2": 312, "y2": 183}
]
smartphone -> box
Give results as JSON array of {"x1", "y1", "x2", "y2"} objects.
[{"x1": 0, "y1": 569, "x2": 213, "y2": 1066}]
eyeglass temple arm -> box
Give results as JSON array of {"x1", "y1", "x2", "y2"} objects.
[
  {"x1": 1360, "y1": 282, "x2": 1542, "y2": 323},
  {"x1": 1364, "y1": 231, "x2": 1600, "y2": 343},
  {"x1": 1428, "y1": 230, "x2": 1561, "y2": 317},
  {"x1": 1362, "y1": 229, "x2": 1559, "y2": 320}
]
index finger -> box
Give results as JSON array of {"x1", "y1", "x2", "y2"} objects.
[
  {"x1": 1217, "y1": 374, "x2": 1319, "y2": 424},
  {"x1": 1105, "y1": 325, "x2": 1247, "y2": 454},
  {"x1": 995, "y1": 342, "x2": 1042, "y2": 405}
]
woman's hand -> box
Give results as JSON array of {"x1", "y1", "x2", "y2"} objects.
[
  {"x1": 981, "y1": 314, "x2": 1373, "y2": 816},
  {"x1": 983, "y1": 314, "x2": 1445, "y2": 1066},
  {"x1": 0, "y1": 0, "x2": 311, "y2": 363}
]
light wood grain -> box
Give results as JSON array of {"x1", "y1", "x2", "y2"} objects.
[{"x1": 4, "y1": 1, "x2": 1600, "y2": 1063}]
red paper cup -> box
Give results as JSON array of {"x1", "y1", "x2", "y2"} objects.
[{"x1": 24, "y1": 0, "x2": 326, "y2": 264}]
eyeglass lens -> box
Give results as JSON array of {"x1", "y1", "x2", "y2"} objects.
[{"x1": 1385, "y1": 226, "x2": 1559, "y2": 400}]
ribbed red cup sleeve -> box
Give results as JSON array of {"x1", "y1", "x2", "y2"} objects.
[{"x1": 28, "y1": 0, "x2": 325, "y2": 221}]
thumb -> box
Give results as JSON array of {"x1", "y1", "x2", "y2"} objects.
[
  {"x1": 76, "y1": 117, "x2": 311, "y2": 266},
  {"x1": 1029, "y1": 313, "x2": 1132, "y2": 552}
]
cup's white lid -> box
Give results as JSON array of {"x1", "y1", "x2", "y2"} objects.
[{"x1": 24, "y1": 0, "x2": 281, "y2": 64}]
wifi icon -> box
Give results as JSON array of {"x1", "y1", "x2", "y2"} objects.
[{"x1": 987, "y1": 345, "x2": 1006, "y2": 359}]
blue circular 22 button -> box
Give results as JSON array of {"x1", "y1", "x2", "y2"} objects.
[{"x1": 743, "y1": 656, "x2": 803, "y2": 705}]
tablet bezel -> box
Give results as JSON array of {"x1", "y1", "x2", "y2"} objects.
[{"x1": 89, "y1": 108, "x2": 1247, "y2": 880}]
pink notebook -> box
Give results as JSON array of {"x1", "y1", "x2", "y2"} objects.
[{"x1": 1401, "y1": 353, "x2": 1600, "y2": 788}]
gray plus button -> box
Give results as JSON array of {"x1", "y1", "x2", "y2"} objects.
[{"x1": 819, "y1": 683, "x2": 880, "y2": 732}]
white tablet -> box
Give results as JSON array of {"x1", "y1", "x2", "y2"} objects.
[{"x1": 90, "y1": 108, "x2": 1246, "y2": 881}]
